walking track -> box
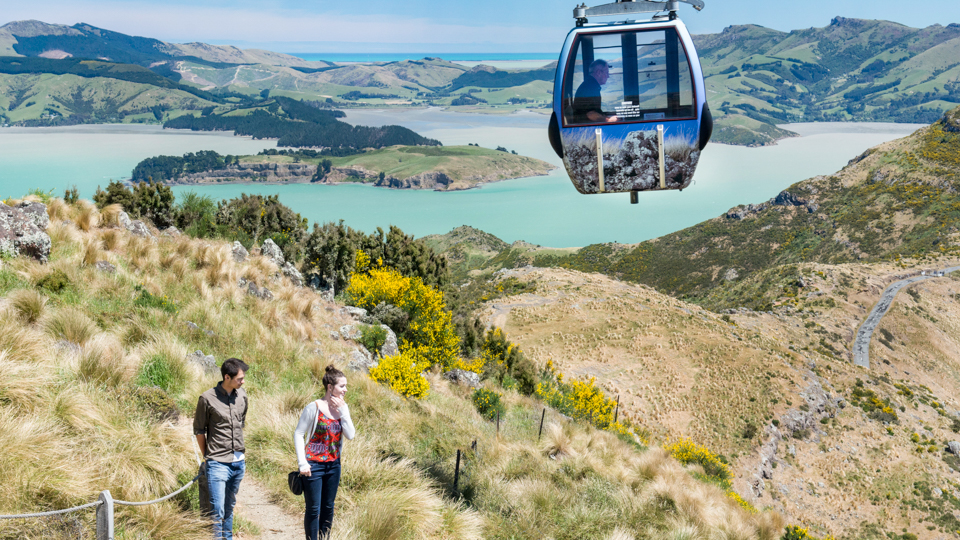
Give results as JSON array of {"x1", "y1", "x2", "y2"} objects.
[{"x1": 852, "y1": 266, "x2": 960, "y2": 368}]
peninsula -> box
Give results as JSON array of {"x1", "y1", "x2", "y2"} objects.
[{"x1": 133, "y1": 145, "x2": 557, "y2": 191}]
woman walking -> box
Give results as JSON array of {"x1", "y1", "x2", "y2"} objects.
[{"x1": 294, "y1": 365, "x2": 356, "y2": 539}]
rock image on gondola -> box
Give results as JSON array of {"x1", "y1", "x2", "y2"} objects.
[{"x1": 562, "y1": 129, "x2": 700, "y2": 194}]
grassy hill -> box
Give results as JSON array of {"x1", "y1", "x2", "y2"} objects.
[
  {"x1": 0, "y1": 72, "x2": 219, "y2": 124},
  {"x1": 698, "y1": 17, "x2": 960, "y2": 145},
  {"x1": 0, "y1": 196, "x2": 784, "y2": 539}
]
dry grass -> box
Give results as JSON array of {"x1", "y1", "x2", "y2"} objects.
[
  {"x1": 42, "y1": 307, "x2": 98, "y2": 346},
  {"x1": 77, "y1": 333, "x2": 135, "y2": 386},
  {"x1": 46, "y1": 198, "x2": 69, "y2": 221},
  {"x1": 6, "y1": 288, "x2": 47, "y2": 324},
  {"x1": 99, "y1": 203, "x2": 123, "y2": 228},
  {"x1": 75, "y1": 200, "x2": 99, "y2": 232},
  {"x1": 100, "y1": 228, "x2": 125, "y2": 251},
  {"x1": 80, "y1": 235, "x2": 103, "y2": 267},
  {"x1": 0, "y1": 350, "x2": 52, "y2": 410}
]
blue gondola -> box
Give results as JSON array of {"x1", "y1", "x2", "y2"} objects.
[{"x1": 548, "y1": 0, "x2": 712, "y2": 203}]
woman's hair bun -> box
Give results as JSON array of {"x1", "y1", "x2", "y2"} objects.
[{"x1": 322, "y1": 364, "x2": 345, "y2": 389}]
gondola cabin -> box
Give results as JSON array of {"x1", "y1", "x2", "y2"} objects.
[{"x1": 548, "y1": 1, "x2": 712, "y2": 202}]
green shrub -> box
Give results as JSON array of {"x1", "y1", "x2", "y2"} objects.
[
  {"x1": 63, "y1": 186, "x2": 79, "y2": 205},
  {"x1": 133, "y1": 285, "x2": 177, "y2": 313},
  {"x1": 93, "y1": 179, "x2": 175, "y2": 228},
  {"x1": 472, "y1": 388, "x2": 505, "y2": 421},
  {"x1": 36, "y1": 269, "x2": 70, "y2": 293},
  {"x1": 358, "y1": 324, "x2": 387, "y2": 356},
  {"x1": 136, "y1": 354, "x2": 187, "y2": 396},
  {"x1": 216, "y1": 193, "x2": 307, "y2": 262},
  {"x1": 174, "y1": 191, "x2": 219, "y2": 238}
]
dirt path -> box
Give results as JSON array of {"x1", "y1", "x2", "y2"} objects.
[
  {"x1": 235, "y1": 477, "x2": 302, "y2": 539},
  {"x1": 852, "y1": 265, "x2": 960, "y2": 368}
]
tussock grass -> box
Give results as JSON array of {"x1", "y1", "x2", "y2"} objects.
[
  {"x1": 0, "y1": 350, "x2": 51, "y2": 410},
  {"x1": 43, "y1": 307, "x2": 98, "y2": 346},
  {"x1": 100, "y1": 228, "x2": 125, "y2": 251},
  {"x1": 0, "y1": 314, "x2": 45, "y2": 362},
  {"x1": 99, "y1": 203, "x2": 123, "y2": 228},
  {"x1": 78, "y1": 333, "x2": 135, "y2": 386},
  {"x1": 46, "y1": 197, "x2": 69, "y2": 222},
  {"x1": 7, "y1": 288, "x2": 47, "y2": 324},
  {"x1": 75, "y1": 200, "x2": 99, "y2": 232},
  {"x1": 80, "y1": 235, "x2": 103, "y2": 267}
]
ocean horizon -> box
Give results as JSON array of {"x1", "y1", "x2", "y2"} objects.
[{"x1": 288, "y1": 52, "x2": 558, "y2": 63}]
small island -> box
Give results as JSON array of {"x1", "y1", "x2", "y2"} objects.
[{"x1": 132, "y1": 145, "x2": 557, "y2": 191}]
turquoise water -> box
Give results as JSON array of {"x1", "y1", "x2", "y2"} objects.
[
  {"x1": 0, "y1": 115, "x2": 924, "y2": 247},
  {"x1": 290, "y1": 52, "x2": 557, "y2": 63}
]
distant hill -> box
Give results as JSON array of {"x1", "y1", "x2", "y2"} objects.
[
  {"x1": 0, "y1": 20, "x2": 327, "y2": 68},
  {"x1": 697, "y1": 17, "x2": 960, "y2": 144}
]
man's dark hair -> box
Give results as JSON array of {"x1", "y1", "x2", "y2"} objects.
[{"x1": 221, "y1": 358, "x2": 249, "y2": 380}]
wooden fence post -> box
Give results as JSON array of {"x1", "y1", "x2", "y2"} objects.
[
  {"x1": 614, "y1": 395, "x2": 620, "y2": 423},
  {"x1": 453, "y1": 449, "x2": 461, "y2": 490},
  {"x1": 496, "y1": 410, "x2": 500, "y2": 436},
  {"x1": 96, "y1": 490, "x2": 114, "y2": 540},
  {"x1": 538, "y1": 408, "x2": 546, "y2": 441}
]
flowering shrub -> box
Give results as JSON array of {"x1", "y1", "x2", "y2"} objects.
[
  {"x1": 663, "y1": 438, "x2": 731, "y2": 482},
  {"x1": 472, "y1": 388, "x2": 505, "y2": 420},
  {"x1": 781, "y1": 525, "x2": 835, "y2": 540},
  {"x1": 482, "y1": 327, "x2": 536, "y2": 394},
  {"x1": 369, "y1": 350, "x2": 430, "y2": 398},
  {"x1": 536, "y1": 375, "x2": 616, "y2": 429},
  {"x1": 449, "y1": 356, "x2": 484, "y2": 374},
  {"x1": 347, "y1": 267, "x2": 460, "y2": 370}
]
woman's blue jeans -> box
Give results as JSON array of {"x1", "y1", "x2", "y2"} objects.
[
  {"x1": 302, "y1": 460, "x2": 341, "y2": 540},
  {"x1": 206, "y1": 459, "x2": 245, "y2": 540}
]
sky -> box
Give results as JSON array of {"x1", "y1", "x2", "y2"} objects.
[{"x1": 2, "y1": 0, "x2": 959, "y2": 53}]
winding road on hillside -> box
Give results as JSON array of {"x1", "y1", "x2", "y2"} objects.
[{"x1": 852, "y1": 266, "x2": 960, "y2": 368}]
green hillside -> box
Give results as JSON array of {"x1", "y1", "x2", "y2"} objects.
[
  {"x1": 698, "y1": 17, "x2": 960, "y2": 144},
  {"x1": 0, "y1": 72, "x2": 219, "y2": 125},
  {"x1": 431, "y1": 106, "x2": 960, "y2": 311}
]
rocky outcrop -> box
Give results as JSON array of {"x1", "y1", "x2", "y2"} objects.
[
  {"x1": 231, "y1": 241, "x2": 248, "y2": 263},
  {"x1": 347, "y1": 347, "x2": 377, "y2": 372},
  {"x1": 0, "y1": 202, "x2": 51, "y2": 262},
  {"x1": 187, "y1": 350, "x2": 218, "y2": 375},
  {"x1": 117, "y1": 211, "x2": 154, "y2": 238},
  {"x1": 261, "y1": 238, "x2": 284, "y2": 265},
  {"x1": 443, "y1": 369, "x2": 481, "y2": 388},
  {"x1": 281, "y1": 262, "x2": 304, "y2": 287},
  {"x1": 174, "y1": 162, "x2": 317, "y2": 184},
  {"x1": 239, "y1": 278, "x2": 273, "y2": 300},
  {"x1": 374, "y1": 172, "x2": 453, "y2": 190},
  {"x1": 726, "y1": 189, "x2": 819, "y2": 220}
]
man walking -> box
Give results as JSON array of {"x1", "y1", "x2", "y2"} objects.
[{"x1": 194, "y1": 358, "x2": 249, "y2": 540}]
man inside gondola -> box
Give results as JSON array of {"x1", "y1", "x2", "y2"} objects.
[{"x1": 573, "y1": 59, "x2": 618, "y2": 123}]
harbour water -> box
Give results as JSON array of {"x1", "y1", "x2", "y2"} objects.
[{"x1": 0, "y1": 114, "x2": 924, "y2": 247}]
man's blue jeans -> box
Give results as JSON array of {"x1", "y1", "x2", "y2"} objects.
[{"x1": 206, "y1": 459, "x2": 245, "y2": 540}]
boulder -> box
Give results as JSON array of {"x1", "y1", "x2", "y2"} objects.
[
  {"x1": 329, "y1": 331, "x2": 340, "y2": 341},
  {"x1": 231, "y1": 241, "x2": 248, "y2": 263},
  {"x1": 95, "y1": 261, "x2": 116, "y2": 273},
  {"x1": 347, "y1": 347, "x2": 378, "y2": 372},
  {"x1": 443, "y1": 369, "x2": 481, "y2": 388},
  {"x1": 240, "y1": 278, "x2": 274, "y2": 300},
  {"x1": 340, "y1": 306, "x2": 368, "y2": 319},
  {"x1": 0, "y1": 202, "x2": 52, "y2": 262},
  {"x1": 128, "y1": 220, "x2": 153, "y2": 238},
  {"x1": 380, "y1": 325, "x2": 399, "y2": 357},
  {"x1": 261, "y1": 238, "x2": 285, "y2": 265},
  {"x1": 339, "y1": 325, "x2": 362, "y2": 341},
  {"x1": 162, "y1": 226, "x2": 181, "y2": 237},
  {"x1": 948, "y1": 441, "x2": 960, "y2": 455},
  {"x1": 282, "y1": 262, "x2": 304, "y2": 287},
  {"x1": 16, "y1": 202, "x2": 49, "y2": 230},
  {"x1": 118, "y1": 211, "x2": 132, "y2": 229},
  {"x1": 186, "y1": 350, "x2": 218, "y2": 375}
]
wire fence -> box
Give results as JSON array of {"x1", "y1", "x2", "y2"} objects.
[
  {"x1": 0, "y1": 473, "x2": 201, "y2": 540},
  {"x1": 1, "y1": 442, "x2": 206, "y2": 539}
]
